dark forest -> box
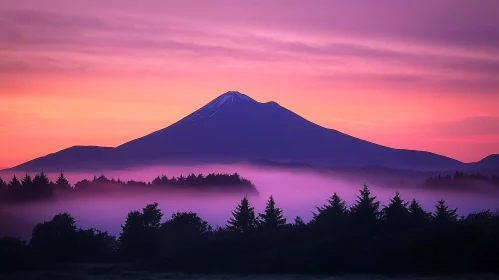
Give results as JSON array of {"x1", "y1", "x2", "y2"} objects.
[{"x1": 1, "y1": 185, "x2": 498, "y2": 274}]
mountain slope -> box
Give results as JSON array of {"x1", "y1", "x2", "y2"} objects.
[
  {"x1": 462, "y1": 154, "x2": 499, "y2": 174},
  {"x1": 475, "y1": 154, "x2": 499, "y2": 168},
  {"x1": 11, "y1": 146, "x2": 118, "y2": 171},
  {"x1": 11, "y1": 91, "x2": 465, "y2": 171}
]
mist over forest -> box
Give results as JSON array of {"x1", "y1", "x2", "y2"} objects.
[{"x1": 1, "y1": 164, "x2": 498, "y2": 240}]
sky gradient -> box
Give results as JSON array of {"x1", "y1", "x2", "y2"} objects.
[{"x1": 1, "y1": 0, "x2": 499, "y2": 168}]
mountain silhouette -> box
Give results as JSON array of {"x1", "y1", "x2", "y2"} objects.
[
  {"x1": 11, "y1": 91, "x2": 466, "y2": 171},
  {"x1": 468, "y1": 154, "x2": 499, "y2": 174},
  {"x1": 475, "y1": 154, "x2": 499, "y2": 167}
]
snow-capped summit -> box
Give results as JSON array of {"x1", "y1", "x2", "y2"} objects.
[
  {"x1": 186, "y1": 91, "x2": 257, "y2": 120},
  {"x1": 211, "y1": 91, "x2": 257, "y2": 107}
]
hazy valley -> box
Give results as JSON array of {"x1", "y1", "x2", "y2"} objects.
[{"x1": 2, "y1": 163, "x2": 498, "y2": 240}]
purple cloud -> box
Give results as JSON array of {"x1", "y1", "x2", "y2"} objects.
[{"x1": 1, "y1": 3, "x2": 498, "y2": 96}]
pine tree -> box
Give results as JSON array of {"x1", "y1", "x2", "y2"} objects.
[
  {"x1": 152, "y1": 176, "x2": 162, "y2": 186},
  {"x1": 350, "y1": 185, "x2": 380, "y2": 226},
  {"x1": 227, "y1": 196, "x2": 256, "y2": 234},
  {"x1": 381, "y1": 192, "x2": 409, "y2": 228},
  {"x1": 6, "y1": 175, "x2": 22, "y2": 201},
  {"x1": 0, "y1": 177, "x2": 6, "y2": 190},
  {"x1": 21, "y1": 173, "x2": 33, "y2": 189},
  {"x1": 433, "y1": 199, "x2": 458, "y2": 223},
  {"x1": 313, "y1": 193, "x2": 347, "y2": 221},
  {"x1": 9, "y1": 175, "x2": 22, "y2": 189},
  {"x1": 32, "y1": 172, "x2": 52, "y2": 198},
  {"x1": 408, "y1": 199, "x2": 431, "y2": 227},
  {"x1": 55, "y1": 173, "x2": 71, "y2": 190},
  {"x1": 293, "y1": 216, "x2": 305, "y2": 227},
  {"x1": 408, "y1": 199, "x2": 430, "y2": 226},
  {"x1": 0, "y1": 177, "x2": 6, "y2": 199},
  {"x1": 258, "y1": 196, "x2": 286, "y2": 230}
]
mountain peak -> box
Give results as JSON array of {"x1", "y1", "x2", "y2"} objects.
[
  {"x1": 216, "y1": 91, "x2": 256, "y2": 105},
  {"x1": 186, "y1": 91, "x2": 257, "y2": 121}
]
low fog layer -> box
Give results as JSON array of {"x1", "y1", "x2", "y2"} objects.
[{"x1": 1, "y1": 164, "x2": 498, "y2": 240}]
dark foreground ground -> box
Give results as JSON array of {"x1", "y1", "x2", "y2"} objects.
[{"x1": 2, "y1": 264, "x2": 498, "y2": 280}]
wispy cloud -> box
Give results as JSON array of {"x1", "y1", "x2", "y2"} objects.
[{"x1": 1, "y1": 7, "x2": 498, "y2": 96}]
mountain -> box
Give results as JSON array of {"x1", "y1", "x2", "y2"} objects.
[
  {"x1": 475, "y1": 154, "x2": 499, "y2": 168},
  {"x1": 463, "y1": 154, "x2": 499, "y2": 175},
  {"x1": 11, "y1": 91, "x2": 467, "y2": 171}
]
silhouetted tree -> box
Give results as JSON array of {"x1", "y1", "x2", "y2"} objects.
[
  {"x1": 227, "y1": 196, "x2": 256, "y2": 234},
  {"x1": 433, "y1": 199, "x2": 458, "y2": 223},
  {"x1": 77, "y1": 228, "x2": 117, "y2": 261},
  {"x1": 9, "y1": 175, "x2": 22, "y2": 189},
  {"x1": 0, "y1": 177, "x2": 6, "y2": 192},
  {"x1": 152, "y1": 176, "x2": 163, "y2": 185},
  {"x1": 74, "y1": 179, "x2": 92, "y2": 191},
  {"x1": 312, "y1": 192, "x2": 348, "y2": 231},
  {"x1": 119, "y1": 203, "x2": 163, "y2": 258},
  {"x1": 350, "y1": 185, "x2": 380, "y2": 226},
  {"x1": 142, "y1": 202, "x2": 163, "y2": 228},
  {"x1": 148, "y1": 172, "x2": 255, "y2": 190},
  {"x1": 258, "y1": 196, "x2": 286, "y2": 230},
  {"x1": 5, "y1": 175, "x2": 23, "y2": 200},
  {"x1": 21, "y1": 173, "x2": 32, "y2": 189},
  {"x1": 0, "y1": 172, "x2": 256, "y2": 202},
  {"x1": 465, "y1": 210, "x2": 495, "y2": 225},
  {"x1": 162, "y1": 212, "x2": 212, "y2": 237},
  {"x1": 425, "y1": 171, "x2": 494, "y2": 190},
  {"x1": 30, "y1": 213, "x2": 78, "y2": 261},
  {"x1": 381, "y1": 192, "x2": 409, "y2": 228},
  {"x1": 408, "y1": 199, "x2": 430, "y2": 227},
  {"x1": 5, "y1": 184, "x2": 499, "y2": 274},
  {"x1": 119, "y1": 210, "x2": 143, "y2": 256},
  {"x1": 293, "y1": 216, "x2": 305, "y2": 227},
  {"x1": 32, "y1": 172, "x2": 52, "y2": 198},
  {"x1": 160, "y1": 212, "x2": 212, "y2": 257},
  {"x1": 55, "y1": 172, "x2": 71, "y2": 191}
]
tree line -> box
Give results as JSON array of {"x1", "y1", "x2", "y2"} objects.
[
  {"x1": 1, "y1": 185, "x2": 499, "y2": 274},
  {"x1": 425, "y1": 171, "x2": 499, "y2": 188},
  {"x1": 0, "y1": 172, "x2": 257, "y2": 203}
]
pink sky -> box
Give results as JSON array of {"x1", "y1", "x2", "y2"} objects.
[{"x1": 1, "y1": 0, "x2": 499, "y2": 168}]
